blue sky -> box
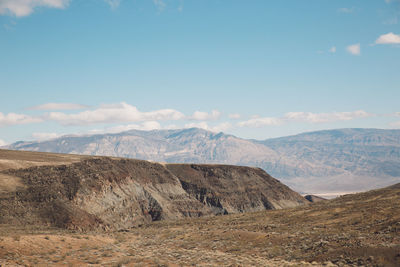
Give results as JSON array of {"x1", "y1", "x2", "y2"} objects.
[{"x1": 0, "y1": 0, "x2": 400, "y2": 145}]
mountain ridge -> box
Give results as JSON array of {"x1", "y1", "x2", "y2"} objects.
[{"x1": 5, "y1": 127, "x2": 400, "y2": 194}]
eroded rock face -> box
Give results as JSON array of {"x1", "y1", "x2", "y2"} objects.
[
  {"x1": 0, "y1": 157, "x2": 307, "y2": 230},
  {"x1": 166, "y1": 164, "x2": 308, "y2": 214}
]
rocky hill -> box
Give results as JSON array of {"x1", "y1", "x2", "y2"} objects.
[
  {"x1": 0, "y1": 149, "x2": 307, "y2": 231},
  {"x1": 5, "y1": 128, "x2": 400, "y2": 194},
  {"x1": 1, "y1": 164, "x2": 399, "y2": 266}
]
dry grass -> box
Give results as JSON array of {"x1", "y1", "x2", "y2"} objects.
[
  {"x1": 0, "y1": 149, "x2": 399, "y2": 266},
  {"x1": 0, "y1": 149, "x2": 88, "y2": 169},
  {"x1": 1, "y1": 184, "x2": 399, "y2": 266}
]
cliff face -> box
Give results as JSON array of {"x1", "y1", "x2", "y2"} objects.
[
  {"x1": 0, "y1": 152, "x2": 308, "y2": 231},
  {"x1": 166, "y1": 164, "x2": 306, "y2": 214}
]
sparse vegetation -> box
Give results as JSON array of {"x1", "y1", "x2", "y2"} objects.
[
  {"x1": 0, "y1": 183, "x2": 399, "y2": 266},
  {"x1": 0, "y1": 150, "x2": 399, "y2": 266}
]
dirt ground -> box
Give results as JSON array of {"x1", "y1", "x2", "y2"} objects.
[{"x1": 1, "y1": 183, "x2": 399, "y2": 266}]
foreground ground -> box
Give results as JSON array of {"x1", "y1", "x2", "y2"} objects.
[{"x1": 1, "y1": 182, "x2": 399, "y2": 266}]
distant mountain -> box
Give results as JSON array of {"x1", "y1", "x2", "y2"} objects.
[
  {"x1": 6, "y1": 128, "x2": 400, "y2": 194},
  {"x1": 258, "y1": 128, "x2": 400, "y2": 193}
]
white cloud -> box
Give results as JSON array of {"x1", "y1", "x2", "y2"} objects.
[
  {"x1": 237, "y1": 117, "x2": 282, "y2": 128},
  {"x1": 375, "y1": 32, "x2": 400, "y2": 44},
  {"x1": 190, "y1": 110, "x2": 221, "y2": 121},
  {"x1": 284, "y1": 110, "x2": 371, "y2": 123},
  {"x1": 346, "y1": 43, "x2": 360, "y2": 55},
  {"x1": 184, "y1": 122, "x2": 208, "y2": 130},
  {"x1": 0, "y1": 0, "x2": 69, "y2": 17},
  {"x1": 104, "y1": 0, "x2": 120, "y2": 10},
  {"x1": 210, "y1": 122, "x2": 232, "y2": 133},
  {"x1": 237, "y1": 110, "x2": 372, "y2": 128},
  {"x1": 90, "y1": 121, "x2": 162, "y2": 134},
  {"x1": 110, "y1": 121, "x2": 162, "y2": 132},
  {"x1": 184, "y1": 122, "x2": 232, "y2": 133},
  {"x1": 153, "y1": 0, "x2": 166, "y2": 12},
  {"x1": 0, "y1": 112, "x2": 42, "y2": 127},
  {"x1": 31, "y1": 132, "x2": 61, "y2": 141},
  {"x1": 329, "y1": 46, "x2": 336, "y2": 53},
  {"x1": 338, "y1": 7, "x2": 355, "y2": 13},
  {"x1": 0, "y1": 139, "x2": 7, "y2": 146},
  {"x1": 228, "y1": 113, "x2": 241, "y2": 119},
  {"x1": 28, "y1": 102, "x2": 89, "y2": 111},
  {"x1": 46, "y1": 102, "x2": 184, "y2": 125},
  {"x1": 164, "y1": 124, "x2": 179, "y2": 129}
]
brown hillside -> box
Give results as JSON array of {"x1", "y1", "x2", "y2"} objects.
[
  {"x1": 0, "y1": 181, "x2": 399, "y2": 266},
  {"x1": 0, "y1": 149, "x2": 307, "y2": 231}
]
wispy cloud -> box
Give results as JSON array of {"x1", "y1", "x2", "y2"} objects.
[
  {"x1": 237, "y1": 117, "x2": 282, "y2": 128},
  {"x1": 229, "y1": 113, "x2": 241, "y2": 119},
  {"x1": 189, "y1": 110, "x2": 221, "y2": 121},
  {"x1": 375, "y1": 32, "x2": 400, "y2": 44},
  {"x1": 31, "y1": 132, "x2": 62, "y2": 141},
  {"x1": 104, "y1": 0, "x2": 121, "y2": 10},
  {"x1": 0, "y1": 0, "x2": 69, "y2": 17},
  {"x1": 0, "y1": 112, "x2": 42, "y2": 127},
  {"x1": 338, "y1": 7, "x2": 355, "y2": 13},
  {"x1": 153, "y1": 0, "x2": 166, "y2": 12},
  {"x1": 317, "y1": 46, "x2": 336, "y2": 54},
  {"x1": 89, "y1": 121, "x2": 162, "y2": 134},
  {"x1": 184, "y1": 122, "x2": 232, "y2": 133},
  {"x1": 284, "y1": 110, "x2": 371, "y2": 123},
  {"x1": 178, "y1": 0, "x2": 184, "y2": 12},
  {"x1": 28, "y1": 102, "x2": 89, "y2": 111},
  {"x1": 346, "y1": 43, "x2": 361, "y2": 55},
  {"x1": 0, "y1": 139, "x2": 6, "y2": 146},
  {"x1": 3, "y1": 19, "x2": 16, "y2": 30},
  {"x1": 45, "y1": 102, "x2": 185, "y2": 125},
  {"x1": 237, "y1": 110, "x2": 372, "y2": 128}
]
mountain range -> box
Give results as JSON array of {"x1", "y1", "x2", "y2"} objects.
[{"x1": 5, "y1": 128, "x2": 400, "y2": 194}]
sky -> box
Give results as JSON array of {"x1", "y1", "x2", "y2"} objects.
[{"x1": 0, "y1": 0, "x2": 400, "y2": 145}]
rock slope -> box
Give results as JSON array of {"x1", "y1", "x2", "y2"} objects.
[
  {"x1": 0, "y1": 150, "x2": 307, "y2": 230},
  {"x1": 1, "y1": 179, "x2": 399, "y2": 266}
]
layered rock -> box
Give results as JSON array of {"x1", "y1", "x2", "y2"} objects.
[{"x1": 0, "y1": 153, "x2": 307, "y2": 230}]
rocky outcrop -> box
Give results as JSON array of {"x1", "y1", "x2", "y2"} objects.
[
  {"x1": 0, "y1": 155, "x2": 307, "y2": 231},
  {"x1": 167, "y1": 164, "x2": 307, "y2": 214}
]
